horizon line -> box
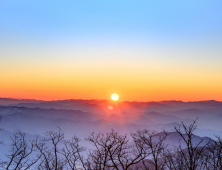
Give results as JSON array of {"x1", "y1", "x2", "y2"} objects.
[{"x1": 0, "y1": 97, "x2": 221, "y2": 103}]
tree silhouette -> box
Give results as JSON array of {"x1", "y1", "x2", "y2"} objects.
[
  {"x1": 0, "y1": 120, "x2": 221, "y2": 170},
  {"x1": 1, "y1": 130, "x2": 40, "y2": 170}
]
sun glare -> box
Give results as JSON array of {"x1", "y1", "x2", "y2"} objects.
[{"x1": 111, "y1": 94, "x2": 119, "y2": 101}]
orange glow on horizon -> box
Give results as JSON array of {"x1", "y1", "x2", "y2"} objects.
[
  {"x1": 1, "y1": 59, "x2": 222, "y2": 102},
  {"x1": 1, "y1": 37, "x2": 222, "y2": 102}
]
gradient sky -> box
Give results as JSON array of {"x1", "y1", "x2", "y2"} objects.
[{"x1": 0, "y1": 0, "x2": 222, "y2": 101}]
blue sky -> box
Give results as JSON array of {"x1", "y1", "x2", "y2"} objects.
[
  {"x1": 0, "y1": 0, "x2": 222, "y2": 101},
  {"x1": 1, "y1": 0, "x2": 221, "y2": 43}
]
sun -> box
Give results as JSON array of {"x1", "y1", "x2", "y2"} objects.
[{"x1": 111, "y1": 94, "x2": 119, "y2": 101}]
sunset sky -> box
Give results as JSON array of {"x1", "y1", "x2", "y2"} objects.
[{"x1": 0, "y1": 0, "x2": 222, "y2": 101}]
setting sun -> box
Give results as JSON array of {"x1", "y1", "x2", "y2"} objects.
[{"x1": 111, "y1": 94, "x2": 119, "y2": 101}]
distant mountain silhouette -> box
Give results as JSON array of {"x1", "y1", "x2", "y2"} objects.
[
  {"x1": 1, "y1": 98, "x2": 222, "y2": 140},
  {"x1": 165, "y1": 132, "x2": 213, "y2": 149}
]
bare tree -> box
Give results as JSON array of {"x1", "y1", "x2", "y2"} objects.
[
  {"x1": 36, "y1": 128, "x2": 66, "y2": 170},
  {"x1": 0, "y1": 119, "x2": 220, "y2": 170},
  {"x1": 163, "y1": 148, "x2": 188, "y2": 170},
  {"x1": 1, "y1": 130, "x2": 40, "y2": 170},
  {"x1": 132, "y1": 130, "x2": 168, "y2": 170},
  {"x1": 210, "y1": 136, "x2": 222, "y2": 169},
  {"x1": 61, "y1": 136, "x2": 86, "y2": 170},
  {"x1": 199, "y1": 136, "x2": 222, "y2": 170},
  {"x1": 86, "y1": 129, "x2": 147, "y2": 170},
  {"x1": 174, "y1": 119, "x2": 211, "y2": 170}
]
